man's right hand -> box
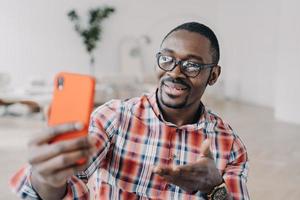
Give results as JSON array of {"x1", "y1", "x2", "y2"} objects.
[{"x1": 28, "y1": 123, "x2": 97, "y2": 199}]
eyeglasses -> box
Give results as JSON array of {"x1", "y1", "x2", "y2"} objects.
[{"x1": 156, "y1": 52, "x2": 216, "y2": 78}]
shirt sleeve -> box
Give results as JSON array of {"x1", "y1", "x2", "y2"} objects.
[
  {"x1": 9, "y1": 165, "x2": 41, "y2": 200},
  {"x1": 9, "y1": 100, "x2": 122, "y2": 200},
  {"x1": 223, "y1": 135, "x2": 250, "y2": 200}
]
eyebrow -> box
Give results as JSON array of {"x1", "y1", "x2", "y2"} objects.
[{"x1": 160, "y1": 48, "x2": 204, "y2": 62}]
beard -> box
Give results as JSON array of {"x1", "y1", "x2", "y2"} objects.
[{"x1": 158, "y1": 85, "x2": 190, "y2": 109}]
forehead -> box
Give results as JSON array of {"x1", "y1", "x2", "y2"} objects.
[{"x1": 161, "y1": 30, "x2": 212, "y2": 62}]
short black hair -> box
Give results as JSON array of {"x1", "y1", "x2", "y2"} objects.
[{"x1": 161, "y1": 22, "x2": 220, "y2": 64}]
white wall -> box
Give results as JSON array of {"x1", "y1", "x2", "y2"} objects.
[
  {"x1": 0, "y1": 0, "x2": 89, "y2": 86},
  {"x1": 0, "y1": 0, "x2": 300, "y2": 124},
  {"x1": 0, "y1": 0, "x2": 218, "y2": 86},
  {"x1": 275, "y1": 0, "x2": 300, "y2": 124},
  {"x1": 216, "y1": 0, "x2": 280, "y2": 108}
]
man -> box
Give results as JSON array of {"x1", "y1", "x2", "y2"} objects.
[{"x1": 10, "y1": 22, "x2": 249, "y2": 200}]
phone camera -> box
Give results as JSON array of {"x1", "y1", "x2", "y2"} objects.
[{"x1": 57, "y1": 76, "x2": 64, "y2": 90}]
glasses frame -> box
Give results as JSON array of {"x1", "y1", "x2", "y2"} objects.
[{"x1": 156, "y1": 52, "x2": 216, "y2": 78}]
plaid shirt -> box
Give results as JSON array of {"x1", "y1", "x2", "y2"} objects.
[{"x1": 10, "y1": 92, "x2": 249, "y2": 200}]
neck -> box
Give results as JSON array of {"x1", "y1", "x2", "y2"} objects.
[{"x1": 157, "y1": 97, "x2": 204, "y2": 127}]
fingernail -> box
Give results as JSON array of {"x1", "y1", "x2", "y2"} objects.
[
  {"x1": 153, "y1": 166, "x2": 160, "y2": 173},
  {"x1": 173, "y1": 166, "x2": 179, "y2": 172},
  {"x1": 88, "y1": 137, "x2": 98, "y2": 146},
  {"x1": 152, "y1": 166, "x2": 157, "y2": 172}
]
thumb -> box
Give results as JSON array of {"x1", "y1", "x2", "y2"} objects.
[{"x1": 200, "y1": 139, "x2": 213, "y2": 159}]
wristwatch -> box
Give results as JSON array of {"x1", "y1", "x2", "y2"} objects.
[{"x1": 207, "y1": 181, "x2": 228, "y2": 200}]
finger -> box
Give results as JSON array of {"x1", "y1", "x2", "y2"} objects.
[
  {"x1": 33, "y1": 148, "x2": 91, "y2": 176},
  {"x1": 29, "y1": 123, "x2": 83, "y2": 146},
  {"x1": 29, "y1": 136, "x2": 96, "y2": 164},
  {"x1": 153, "y1": 166, "x2": 202, "y2": 192},
  {"x1": 157, "y1": 166, "x2": 195, "y2": 182},
  {"x1": 159, "y1": 173, "x2": 201, "y2": 193},
  {"x1": 153, "y1": 165, "x2": 179, "y2": 176},
  {"x1": 176, "y1": 161, "x2": 206, "y2": 175},
  {"x1": 200, "y1": 139, "x2": 213, "y2": 159},
  {"x1": 46, "y1": 168, "x2": 74, "y2": 187},
  {"x1": 47, "y1": 161, "x2": 92, "y2": 187},
  {"x1": 158, "y1": 173, "x2": 196, "y2": 191},
  {"x1": 158, "y1": 174, "x2": 176, "y2": 183},
  {"x1": 152, "y1": 166, "x2": 161, "y2": 174}
]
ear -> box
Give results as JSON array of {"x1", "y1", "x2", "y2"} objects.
[{"x1": 208, "y1": 65, "x2": 221, "y2": 86}]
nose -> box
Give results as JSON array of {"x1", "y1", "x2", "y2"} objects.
[{"x1": 167, "y1": 62, "x2": 185, "y2": 78}]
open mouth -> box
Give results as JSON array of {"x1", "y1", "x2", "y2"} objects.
[
  {"x1": 163, "y1": 81, "x2": 188, "y2": 90},
  {"x1": 162, "y1": 81, "x2": 189, "y2": 96}
]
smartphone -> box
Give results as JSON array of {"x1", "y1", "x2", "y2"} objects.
[{"x1": 48, "y1": 72, "x2": 95, "y2": 143}]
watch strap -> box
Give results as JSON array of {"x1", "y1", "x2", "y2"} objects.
[{"x1": 207, "y1": 181, "x2": 227, "y2": 200}]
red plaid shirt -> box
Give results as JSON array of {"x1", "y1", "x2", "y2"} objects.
[{"x1": 10, "y1": 92, "x2": 249, "y2": 200}]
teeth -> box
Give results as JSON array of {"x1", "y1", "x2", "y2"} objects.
[
  {"x1": 175, "y1": 87, "x2": 186, "y2": 90},
  {"x1": 164, "y1": 83, "x2": 187, "y2": 91}
]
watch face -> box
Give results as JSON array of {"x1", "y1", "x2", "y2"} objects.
[{"x1": 212, "y1": 187, "x2": 227, "y2": 200}]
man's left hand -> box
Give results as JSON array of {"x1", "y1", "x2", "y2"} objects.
[{"x1": 153, "y1": 139, "x2": 223, "y2": 193}]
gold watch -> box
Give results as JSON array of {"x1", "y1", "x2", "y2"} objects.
[{"x1": 207, "y1": 181, "x2": 228, "y2": 200}]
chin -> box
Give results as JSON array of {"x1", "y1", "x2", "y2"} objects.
[
  {"x1": 163, "y1": 101, "x2": 187, "y2": 109},
  {"x1": 160, "y1": 90, "x2": 188, "y2": 109}
]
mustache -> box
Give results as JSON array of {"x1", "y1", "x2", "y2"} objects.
[{"x1": 161, "y1": 77, "x2": 190, "y2": 89}]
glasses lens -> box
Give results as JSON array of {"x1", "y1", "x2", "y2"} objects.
[
  {"x1": 158, "y1": 55, "x2": 174, "y2": 71},
  {"x1": 182, "y1": 61, "x2": 200, "y2": 77}
]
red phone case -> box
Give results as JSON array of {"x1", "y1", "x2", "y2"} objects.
[{"x1": 48, "y1": 72, "x2": 95, "y2": 143}]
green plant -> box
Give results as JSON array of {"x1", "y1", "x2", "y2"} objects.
[{"x1": 68, "y1": 6, "x2": 115, "y2": 74}]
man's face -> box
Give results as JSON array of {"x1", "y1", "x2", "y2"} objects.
[{"x1": 157, "y1": 30, "x2": 217, "y2": 109}]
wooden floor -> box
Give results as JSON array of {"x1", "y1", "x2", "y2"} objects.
[{"x1": 1, "y1": 99, "x2": 299, "y2": 200}]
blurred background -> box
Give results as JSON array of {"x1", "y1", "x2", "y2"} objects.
[{"x1": 0, "y1": 0, "x2": 299, "y2": 199}]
